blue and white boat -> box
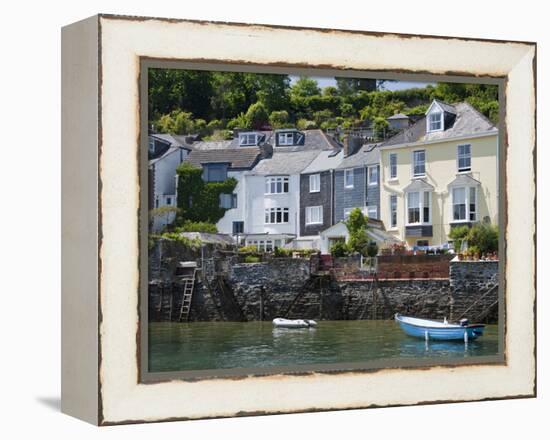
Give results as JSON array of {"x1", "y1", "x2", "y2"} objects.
[{"x1": 394, "y1": 313, "x2": 485, "y2": 342}]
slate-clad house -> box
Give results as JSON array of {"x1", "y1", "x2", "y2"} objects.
[
  {"x1": 184, "y1": 134, "x2": 267, "y2": 237},
  {"x1": 333, "y1": 139, "x2": 381, "y2": 223},
  {"x1": 237, "y1": 129, "x2": 339, "y2": 250},
  {"x1": 299, "y1": 149, "x2": 343, "y2": 241},
  {"x1": 379, "y1": 99, "x2": 498, "y2": 247},
  {"x1": 148, "y1": 134, "x2": 192, "y2": 231}
]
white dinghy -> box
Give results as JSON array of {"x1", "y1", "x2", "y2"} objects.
[{"x1": 272, "y1": 318, "x2": 317, "y2": 329}]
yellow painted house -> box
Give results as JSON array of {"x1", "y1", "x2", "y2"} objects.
[{"x1": 379, "y1": 99, "x2": 499, "y2": 248}]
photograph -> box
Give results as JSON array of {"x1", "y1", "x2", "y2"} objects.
[{"x1": 145, "y1": 67, "x2": 502, "y2": 375}]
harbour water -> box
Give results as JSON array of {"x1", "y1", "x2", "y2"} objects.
[{"x1": 148, "y1": 320, "x2": 499, "y2": 373}]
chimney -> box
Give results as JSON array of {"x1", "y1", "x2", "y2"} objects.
[
  {"x1": 343, "y1": 134, "x2": 362, "y2": 157},
  {"x1": 260, "y1": 142, "x2": 273, "y2": 159}
]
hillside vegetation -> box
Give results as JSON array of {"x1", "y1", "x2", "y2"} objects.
[{"x1": 149, "y1": 70, "x2": 499, "y2": 139}]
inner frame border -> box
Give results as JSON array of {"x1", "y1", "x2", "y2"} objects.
[{"x1": 138, "y1": 59, "x2": 508, "y2": 383}]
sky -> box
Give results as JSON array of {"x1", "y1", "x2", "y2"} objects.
[{"x1": 289, "y1": 75, "x2": 434, "y2": 91}]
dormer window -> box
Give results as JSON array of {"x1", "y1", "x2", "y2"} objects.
[
  {"x1": 275, "y1": 130, "x2": 304, "y2": 147},
  {"x1": 428, "y1": 112, "x2": 443, "y2": 132},
  {"x1": 239, "y1": 132, "x2": 259, "y2": 146},
  {"x1": 278, "y1": 132, "x2": 294, "y2": 146}
]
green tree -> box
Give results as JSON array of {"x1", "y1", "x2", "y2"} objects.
[
  {"x1": 245, "y1": 102, "x2": 269, "y2": 129},
  {"x1": 290, "y1": 76, "x2": 321, "y2": 98},
  {"x1": 148, "y1": 69, "x2": 213, "y2": 121},
  {"x1": 155, "y1": 110, "x2": 195, "y2": 135},
  {"x1": 269, "y1": 110, "x2": 290, "y2": 128},
  {"x1": 345, "y1": 208, "x2": 371, "y2": 256}
]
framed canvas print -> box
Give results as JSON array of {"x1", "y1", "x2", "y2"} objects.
[{"x1": 61, "y1": 14, "x2": 536, "y2": 425}]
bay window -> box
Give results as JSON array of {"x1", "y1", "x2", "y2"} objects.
[
  {"x1": 452, "y1": 186, "x2": 477, "y2": 222},
  {"x1": 406, "y1": 190, "x2": 431, "y2": 225}
]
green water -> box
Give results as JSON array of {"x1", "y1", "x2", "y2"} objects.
[{"x1": 148, "y1": 320, "x2": 499, "y2": 373}]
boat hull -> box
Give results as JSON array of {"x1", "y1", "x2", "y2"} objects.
[
  {"x1": 272, "y1": 318, "x2": 317, "y2": 329},
  {"x1": 395, "y1": 314, "x2": 484, "y2": 341}
]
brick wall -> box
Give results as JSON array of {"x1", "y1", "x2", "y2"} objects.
[{"x1": 377, "y1": 254, "x2": 454, "y2": 279}]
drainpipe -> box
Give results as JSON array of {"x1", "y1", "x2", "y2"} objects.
[
  {"x1": 330, "y1": 169, "x2": 334, "y2": 225},
  {"x1": 363, "y1": 166, "x2": 367, "y2": 209}
]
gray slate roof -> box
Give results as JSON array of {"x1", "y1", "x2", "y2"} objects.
[
  {"x1": 149, "y1": 146, "x2": 185, "y2": 166},
  {"x1": 447, "y1": 173, "x2": 481, "y2": 187},
  {"x1": 433, "y1": 99, "x2": 457, "y2": 115},
  {"x1": 387, "y1": 113, "x2": 410, "y2": 120},
  {"x1": 301, "y1": 149, "x2": 344, "y2": 174},
  {"x1": 336, "y1": 143, "x2": 381, "y2": 170},
  {"x1": 381, "y1": 102, "x2": 497, "y2": 148},
  {"x1": 186, "y1": 147, "x2": 262, "y2": 170},
  {"x1": 248, "y1": 150, "x2": 322, "y2": 175},
  {"x1": 403, "y1": 178, "x2": 435, "y2": 192}
]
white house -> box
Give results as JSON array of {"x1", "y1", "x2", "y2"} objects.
[
  {"x1": 184, "y1": 132, "x2": 267, "y2": 240},
  {"x1": 148, "y1": 134, "x2": 192, "y2": 232}
]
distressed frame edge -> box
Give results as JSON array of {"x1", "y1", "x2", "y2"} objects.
[
  {"x1": 93, "y1": 15, "x2": 537, "y2": 425},
  {"x1": 61, "y1": 14, "x2": 101, "y2": 425}
]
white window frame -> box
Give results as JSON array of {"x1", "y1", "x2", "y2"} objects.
[
  {"x1": 457, "y1": 144, "x2": 472, "y2": 172},
  {"x1": 389, "y1": 195, "x2": 398, "y2": 228},
  {"x1": 264, "y1": 207, "x2": 290, "y2": 224},
  {"x1": 367, "y1": 166, "x2": 378, "y2": 186},
  {"x1": 344, "y1": 168, "x2": 354, "y2": 188},
  {"x1": 265, "y1": 176, "x2": 289, "y2": 194},
  {"x1": 278, "y1": 132, "x2": 294, "y2": 146},
  {"x1": 427, "y1": 111, "x2": 443, "y2": 132},
  {"x1": 412, "y1": 150, "x2": 426, "y2": 178},
  {"x1": 389, "y1": 153, "x2": 397, "y2": 180},
  {"x1": 406, "y1": 190, "x2": 432, "y2": 226},
  {"x1": 309, "y1": 174, "x2": 320, "y2": 193},
  {"x1": 451, "y1": 185, "x2": 478, "y2": 223},
  {"x1": 366, "y1": 205, "x2": 378, "y2": 219},
  {"x1": 305, "y1": 206, "x2": 323, "y2": 225},
  {"x1": 239, "y1": 132, "x2": 258, "y2": 146}
]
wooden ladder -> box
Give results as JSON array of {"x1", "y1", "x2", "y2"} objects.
[{"x1": 178, "y1": 269, "x2": 197, "y2": 322}]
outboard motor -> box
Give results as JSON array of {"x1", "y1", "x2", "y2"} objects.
[{"x1": 459, "y1": 319, "x2": 469, "y2": 327}]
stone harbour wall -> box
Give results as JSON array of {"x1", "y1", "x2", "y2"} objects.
[
  {"x1": 449, "y1": 260, "x2": 499, "y2": 322},
  {"x1": 148, "y1": 250, "x2": 499, "y2": 323}
]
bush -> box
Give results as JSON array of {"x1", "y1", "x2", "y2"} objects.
[
  {"x1": 176, "y1": 221, "x2": 218, "y2": 233},
  {"x1": 467, "y1": 223, "x2": 498, "y2": 254},
  {"x1": 269, "y1": 110, "x2": 290, "y2": 128},
  {"x1": 449, "y1": 225, "x2": 470, "y2": 252},
  {"x1": 366, "y1": 242, "x2": 379, "y2": 258},
  {"x1": 296, "y1": 118, "x2": 317, "y2": 130},
  {"x1": 273, "y1": 247, "x2": 293, "y2": 258},
  {"x1": 238, "y1": 245, "x2": 260, "y2": 254},
  {"x1": 244, "y1": 255, "x2": 261, "y2": 263},
  {"x1": 330, "y1": 241, "x2": 349, "y2": 258},
  {"x1": 245, "y1": 102, "x2": 269, "y2": 129}
]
